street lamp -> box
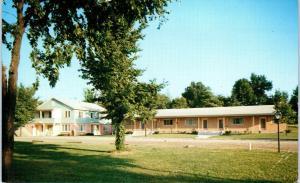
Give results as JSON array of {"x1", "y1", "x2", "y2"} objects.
[{"x1": 274, "y1": 111, "x2": 282, "y2": 153}]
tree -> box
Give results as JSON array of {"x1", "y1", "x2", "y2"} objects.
[
  {"x1": 182, "y1": 82, "x2": 222, "y2": 108},
  {"x1": 231, "y1": 79, "x2": 255, "y2": 105},
  {"x1": 134, "y1": 81, "x2": 165, "y2": 136},
  {"x1": 249, "y1": 73, "x2": 273, "y2": 104},
  {"x1": 169, "y1": 97, "x2": 188, "y2": 108},
  {"x1": 156, "y1": 94, "x2": 171, "y2": 109},
  {"x1": 216, "y1": 95, "x2": 233, "y2": 107},
  {"x1": 289, "y1": 86, "x2": 298, "y2": 118},
  {"x1": 272, "y1": 90, "x2": 296, "y2": 124},
  {"x1": 14, "y1": 84, "x2": 39, "y2": 130},
  {"x1": 83, "y1": 88, "x2": 96, "y2": 103},
  {"x1": 2, "y1": 1, "x2": 171, "y2": 180}
]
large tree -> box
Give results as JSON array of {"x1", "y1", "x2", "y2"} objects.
[
  {"x1": 182, "y1": 81, "x2": 222, "y2": 108},
  {"x1": 169, "y1": 97, "x2": 188, "y2": 108},
  {"x1": 2, "y1": 0, "x2": 171, "y2": 181},
  {"x1": 289, "y1": 86, "x2": 298, "y2": 117},
  {"x1": 14, "y1": 84, "x2": 39, "y2": 130},
  {"x1": 156, "y1": 93, "x2": 171, "y2": 109},
  {"x1": 231, "y1": 79, "x2": 255, "y2": 106},
  {"x1": 249, "y1": 73, "x2": 273, "y2": 104},
  {"x1": 272, "y1": 90, "x2": 296, "y2": 124}
]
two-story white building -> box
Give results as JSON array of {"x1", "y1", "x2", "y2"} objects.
[{"x1": 16, "y1": 98, "x2": 112, "y2": 136}]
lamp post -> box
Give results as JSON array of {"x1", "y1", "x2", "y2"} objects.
[{"x1": 274, "y1": 111, "x2": 282, "y2": 153}]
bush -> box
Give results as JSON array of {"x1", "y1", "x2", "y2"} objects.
[
  {"x1": 191, "y1": 130, "x2": 198, "y2": 135},
  {"x1": 224, "y1": 131, "x2": 231, "y2": 135},
  {"x1": 285, "y1": 129, "x2": 291, "y2": 133},
  {"x1": 153, "y1": 131, "x2": 159, "y2": 134},
  {"x1": 85, "y1": 133, "x2": 94, "y2": 136},
  {"x1": 125, "y1": 131, "x2": 133, "y2": 134}
]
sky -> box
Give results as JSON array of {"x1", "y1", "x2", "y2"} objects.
[{"x1": 2, "y1": 0, "x2": 298, "y2": 101}]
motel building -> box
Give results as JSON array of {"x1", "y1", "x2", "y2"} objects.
[
  {"x1": 125, "y1": 105, "x2": 287, "y2": 135},
  {"x1": 15, "y1": 98, "x2": 112, "y2": 137}
]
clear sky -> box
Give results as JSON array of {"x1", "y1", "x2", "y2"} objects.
[{"x1": 2, "y1": 0, "x2": 298, "y2": 101}]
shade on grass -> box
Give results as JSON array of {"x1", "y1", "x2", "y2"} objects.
[{"x1": 13, "y1": 141, "x2": 297, "y2": 182}]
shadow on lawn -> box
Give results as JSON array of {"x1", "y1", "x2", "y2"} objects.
[{"x1": 13, "y1": 141, "x2": 278, "y2": 183}]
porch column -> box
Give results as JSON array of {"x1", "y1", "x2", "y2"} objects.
[
  {"x1": 39, "y1": 111, "x2": 42, "y2": 118},
  {"x1": 133, "y1": 121, "x2": 136, "y2": 131},
  {"x1": 42, "y1": 123, "x2": 46, "y2": 136},
  {"x1": 201, "y1": 119, "x2": 203, "y2": 130},
  {"x1": 197, "y1": 117, "x2": 200, "y2": 130}
]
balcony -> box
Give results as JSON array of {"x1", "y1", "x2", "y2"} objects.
[{"x1": 33, "y1": 118, "x2": 55, "y2": 123}]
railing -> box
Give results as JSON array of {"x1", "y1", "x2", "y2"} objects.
[{"x1": 33, "y1": 118, "x2": 55, "y2": 123}]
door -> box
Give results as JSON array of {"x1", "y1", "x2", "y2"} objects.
[
  {"x1": 93, "y1": 125, "x2": 99, "y2": 135},
  {"x1": 218, "y1": 119, "x2": 224, "y2": 129},
  {"x1": 203, "y1": 120, "x2": 208, "y2": 129},
  {"x1": 260, "y1": 118, "x2": 266, "y2": 130}
]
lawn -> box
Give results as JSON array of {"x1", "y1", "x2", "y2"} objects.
[
  {"x1": 142, "y1": 133, "x2": 197, "y2": 138},
  {"x1": 211, "y1": 125, "x2": 298, "y2": 140},
  {"x1": 14, "y1": 140, "x2": 297, "y2": 182}
]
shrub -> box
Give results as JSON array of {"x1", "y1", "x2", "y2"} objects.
[
  {"x1": 153, "y1": 131, "x2": 159, "y2": 134},
  {"x1": 191, "y1": 130, "x2": 198, "y2": 135},
  {"x1": 85, "y1": 133, "x2": 94, "y2": 136},
  {"x1": 224, "y1": 131, "x2": 231, "y2": 135},
  {"x1": 285, "y1": 129, "x2": 291, "y2": 133},
  {"x1": 125, "y1": 131, "x2": 133, "y2": 134}
]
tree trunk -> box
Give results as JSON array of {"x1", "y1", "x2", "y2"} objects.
[
  {"x1": 115, "y1": 122, "x2": 125, "y2": 151},
  {"x1": 2, "y1": 1, "x2": 25, "y2": 181},
  {"x1": 144, "y1": 126, "x2": 147, "y2": 137}
]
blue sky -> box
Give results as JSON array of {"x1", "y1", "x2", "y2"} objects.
[{"x1": 2, "y1": 0, "x2": 298, "y2": 101}]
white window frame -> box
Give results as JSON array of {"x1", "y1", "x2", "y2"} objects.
[
  {"x1": 62, "y1": 124, "x2": 70, "y2": 132},
  {"x1": 185, "y1": 119, "x2": 196, "y2": 126},
  {"x1": 163, "y1": 119, "x2": 173, "y2": 126},
  {"x1": 232, "y1": 117, "x2": 244, "y2": 125}
]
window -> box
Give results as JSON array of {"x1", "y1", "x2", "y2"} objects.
[
  {"x1": 62, "y1": 124, "x2": 70, "y2": 131},
  {"x1": 65, "y1": 111, "x2": 71, "y2": 118},
  {"x1": 218, "y1": 119, "x2": 223, "y2": 129},
  {"x1": 90, "y1": 113, "x2": 93, "y2": 118},
  {"x1": 185, "y1": 119, "x2": 196, "y2": 126},
  {"x1": 203, "y1": 120, "x2": 208, "y2": 129},
  {"x1": 163, "y1": 119, "x2": 173, "y2": 125},
  {"x1": 79, "y1": 111, "x2": 83, "y2": 118},
  {"x1": 49, "y1": 111, "x2": 52, "y2": 118},
  {"x1": 79, "y1": 124, "x2": 85, "y2": 132},
  {"x1": 260, "y1": 118, "x2": 266, "y2": 129},
  {"x1": 42, "y1": 111, "x2": 45, "y2": 118},
  {"x1": 232, "y1": 118, "x2": 243, "y2": 125}
]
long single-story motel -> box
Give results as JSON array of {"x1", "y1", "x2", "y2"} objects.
[
  {"x1": 16, "y1": 98, "x2": 286, "y2": 136},
  {"x1": 125, "y1": 105, "x2": 286, "y2": 134}
]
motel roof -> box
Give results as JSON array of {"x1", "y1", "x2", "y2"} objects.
[
  {"x1": 155, "y1": 105, "x2": 275, "y2": 118},
  {"x1": 37, "y1": 98, "x2": 106, "y2": 112}
]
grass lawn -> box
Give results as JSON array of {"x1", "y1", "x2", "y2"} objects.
[
  {"x1": 211, "y1": 126, "x2": 298, "y2": 140},
  {"x1": 14, "y1": 140, "x2": 297, "y2": 182}
]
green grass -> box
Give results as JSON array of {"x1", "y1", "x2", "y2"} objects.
[
  {"x1": 14, "y1": 140, "x2": 297, "y2": 182},
  {"x1": 211, "y1": 126, "x2": 298, "y2": 140}
]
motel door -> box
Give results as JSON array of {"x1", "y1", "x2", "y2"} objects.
[{"x1": 218, "y1": 119, "x2": 224, "y2": 129}]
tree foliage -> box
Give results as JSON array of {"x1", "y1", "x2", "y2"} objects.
[
  {"x1": 289, "y1": 86, "x2": 298, "y2": 115},
  {"x1": 272, "y1": 90, "x2": 296, "y2": 124},
  {"x1": 182, "y1": 82, "x2": 222, "y2": 108},
  {"x1": 14, "y1": 84, "x2": 39, "y2": 130},
  {"x1": 231, "y1": 78, "x2": 255, "y2": 105},
  {"x1": 250, "y1": 73, "x2": 273, "y2": 104},
  {"x1": 169, "y1": 97, "x2": 188, "y2": 108},
  {"x1": 155, "y1": 94, "x2": 171, "y2": 109}
]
